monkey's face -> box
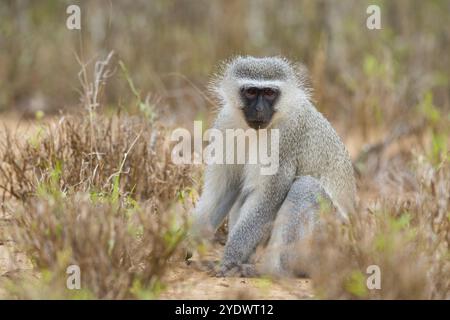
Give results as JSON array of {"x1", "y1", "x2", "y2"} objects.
[{"x1": 239, "y1": 86, "x2": 279, "y2": 129}]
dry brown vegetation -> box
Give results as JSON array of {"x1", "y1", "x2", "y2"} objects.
[
  {"x1": 0, "y1": 1, "x2": 449, "y2": 299},
  {"x1": 0, "y1": 111, "x2": 196, "y2": 299},
  {"x1": 6, "y1": 195, "x2": 188, "y2": 299},
  {"x1": 0, "y1": 51, "x2": 199, "y2": 299},
  {"x1": 0, "y1": 113, "x2": 192, "y2": 204},
  {"x1": 308, "y1": 156, "x2": 449, "y2": 299}
]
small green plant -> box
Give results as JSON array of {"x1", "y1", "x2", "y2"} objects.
[
  {"x1": 119, "y1": 60, "x2": 156, "y2": 123},
  {"x1": 418, "y1": 91, "x2": 449, "y2": 165}
]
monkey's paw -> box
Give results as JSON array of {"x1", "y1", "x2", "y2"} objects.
[{"x1": 215, "y1": 263, "x2": 259, "y2": 278}]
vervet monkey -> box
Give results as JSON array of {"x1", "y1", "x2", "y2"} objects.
[{"x1": 190, "y1": 56, "x2": 356, "y2": 277}]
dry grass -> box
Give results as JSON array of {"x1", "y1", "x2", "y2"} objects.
[
  {"x1": 0, "y1": 51, "x2": 199, "y2": 299},
  {"x1": 3, "y1": 193, "x2": 188, "y2": 299},
  {"x1": 0, "y1": 113, "x2": 192, "y2": 205},
  {"x1": 0, "y1": 109, "x2": 199, "y2": 298},
  {"x1": 1, "y1": 49, "x2": 193, "y2": 206},
  {"x1": 306, "y1": 155, "x2": 449, "y2": 299}
]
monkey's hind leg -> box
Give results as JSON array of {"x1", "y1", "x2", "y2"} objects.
[{"x1": 260, "y1": 175, "x2": 332, "y2": 277}]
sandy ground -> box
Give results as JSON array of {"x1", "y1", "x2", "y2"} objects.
[
  {"x1": 1, "y1": 211, "x2": 34, "y2": 298},
  {"x1": 160, "y1": 245, "x2": 314, "y2": 300},
  {"x1": 161, "y1": 265, "x2": 313, "y2": 300}
]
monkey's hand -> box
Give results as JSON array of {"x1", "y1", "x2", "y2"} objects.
[{"x1": 220, "y1": 166, "x2": 295, "y2": 276}]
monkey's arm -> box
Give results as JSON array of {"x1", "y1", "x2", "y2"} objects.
[
  {"x1": 220, "y1": 164, "x2": 295, "y2": 273},
  {"x1": 190, "y1": 164, "x2": 240, "y2": 241}
]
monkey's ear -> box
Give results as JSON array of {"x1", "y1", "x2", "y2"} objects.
[
  {"x1": 292, "y1": 62, "x2": 312, "y2": 97},
  {"x1": 294, "y1": 63, "x2": 310, "y2": 85}
]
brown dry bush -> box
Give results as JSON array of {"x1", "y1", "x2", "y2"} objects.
[
  {"x1": 0, "y1": 49, "x2": 195, "y2": 207},
  {"x1": 0, "y1": 51, "x2": 200, "y2": 299},
  {"x1": 306, "y1": 156, "x2": 449, "y2": 299},
  {"x1": 3, "y1": 192, "x2": 188, "y2": 299},
  {"x1": 0, "y1": 112, "x2": 200, "y2": 298},
  {"x1": 0, "y1": 113, "x2": 193, "y2": 206}
]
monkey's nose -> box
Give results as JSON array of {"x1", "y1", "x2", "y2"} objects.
[{"x1": 255, "y1": 104, "x2": 264, "y2": 112}]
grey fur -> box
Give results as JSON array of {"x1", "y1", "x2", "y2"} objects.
[
  {"x1": 228, "y1": 56, "x2": 295, "y2": 81},
  {"x1": 260, "y1": 176, "x2": 332, "y2": 277},
  {"x1": 191, "y1": 56, "x2": 356, "y2": 277}
]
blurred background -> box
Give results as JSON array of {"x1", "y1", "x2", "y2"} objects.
[
  {"x1": 0, "y1": 0, "x2": 449, "y2": 153},
  {"x1": 1, "y1": 1, "x2": 448, "y2": 118}
]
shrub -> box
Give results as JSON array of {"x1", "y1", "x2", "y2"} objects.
[
  {"x1": 3, "y1": 192, "x2": 188, "y2": 299},
  {"x1": 307, "y1": 156, "x2": 449, "y2": 299}
]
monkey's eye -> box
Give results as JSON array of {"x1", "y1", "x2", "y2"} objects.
[
  {"x1": 263, "y1": 88, "x2": 276, "y2": 98},
  {"x1": 244, "y1": 87, "x2": 258, "y2": 99}
]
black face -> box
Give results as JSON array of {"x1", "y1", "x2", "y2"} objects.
[{"x1": 239, "y1": 86, "x2": 279, "y2": 129}]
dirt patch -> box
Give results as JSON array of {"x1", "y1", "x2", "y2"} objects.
[
  {"x1": 160, "y1": 244, "x2": 314, "y2": 300},
  {"x1": 161, "y1": 264, "x2": 313, "y2": 299}
]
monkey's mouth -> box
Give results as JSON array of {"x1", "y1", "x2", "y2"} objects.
[{"x1": 246, "y1": 120, "x2": 270, "y2": 130}]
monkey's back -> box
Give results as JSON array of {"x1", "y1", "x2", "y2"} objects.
[{"x1": 284, "y1": 103, "x2": 356, "y2": 218}]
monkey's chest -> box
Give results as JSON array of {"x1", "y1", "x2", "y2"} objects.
[{"x1": 242, "y1": 164, "x2": 268, "y2": 194}]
